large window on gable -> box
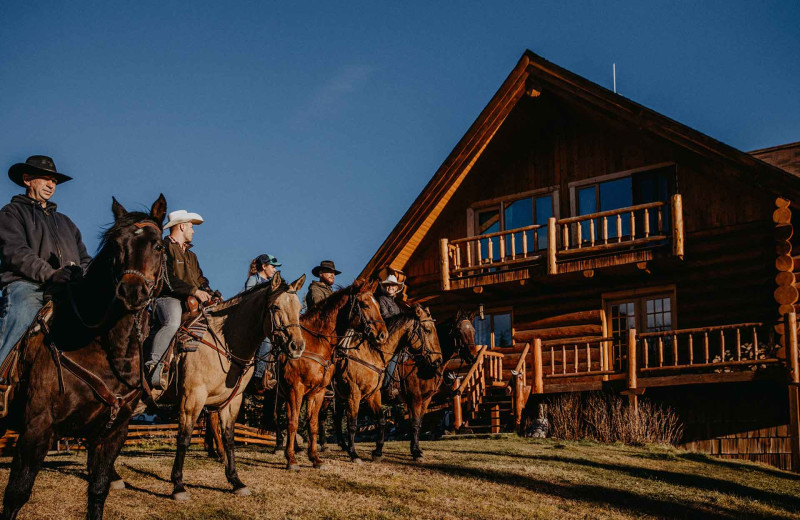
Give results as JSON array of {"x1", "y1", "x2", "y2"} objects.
[{"x1": 473, "y1": 190, "x2": 557, "y2": 262}]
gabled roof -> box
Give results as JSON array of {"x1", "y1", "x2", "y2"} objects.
[{"x1": 360, "y1": 50, "x2": 800, "y2": 278}]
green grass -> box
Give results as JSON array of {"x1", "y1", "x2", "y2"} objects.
[{"x1": 1, "y1": 437, "x2": 798, "y2": 519}]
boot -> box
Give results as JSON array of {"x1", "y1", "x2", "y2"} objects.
[{"x1": 148, "y1": 362, "x2": 165, "y2": 390}]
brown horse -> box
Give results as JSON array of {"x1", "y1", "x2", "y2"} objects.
[
  {"x1": 161, "y1": 271, "x2": 306, "y2": 500},
  {"x1": 279, "y1": 278, "x2": 387, "y2": 470},
  {"x1": 396, "y1": 308, "x2": 478, "y2": 461},
  {"x1": 332, "y1": 305, "x2": 442, "y2": 463},
  {"x1": 0, "y1": 196, "x2": 167, "y2": 520}
]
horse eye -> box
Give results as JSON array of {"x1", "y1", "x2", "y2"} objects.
[{"x1": 155, "y1": 243, "x2": 164, "y2": 252}]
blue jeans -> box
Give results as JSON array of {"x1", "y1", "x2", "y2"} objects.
[
  {"x1": 148, "y1": 297, "x2": 182, "y2": 365},
  {"x1": 0, "y1": 280, "x2": 44, "y2": 365},
  {"x1": 254, "y1": 338, "x2": 273, "y2": 379}
]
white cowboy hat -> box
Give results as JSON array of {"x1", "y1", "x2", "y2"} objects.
[
  {"x1": 381, "y1": 274, "x2": 404, "y2": 287},
  {"x1": 164, "y1": 210, "x2": 204, "y2": 229}
]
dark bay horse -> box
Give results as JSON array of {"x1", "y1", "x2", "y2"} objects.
[
  {"x1": 332, "y1": 305, "x2": 442, "y2": 463},
  {"x1": 396, "y1": 308, "x2": 478, "y2": 461},
  {"x1": 164, "y1": 271, "x2": 306, "y2": 501},
  {"x1": 1, "y1": 196, "x2": 167, "y2": 520},
  {"x1": 279, "y1": 279, "x2": 387, "y2": 470}
]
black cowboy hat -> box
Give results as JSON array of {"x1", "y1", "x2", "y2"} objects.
[
  {"x1": 8, "y1": 155, "x2": 72, "y2": 187},
  {"x1": 312, "y1": 260, "x2": 341, "y2": 277}
]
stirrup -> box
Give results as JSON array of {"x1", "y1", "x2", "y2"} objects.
[{"x1": 149, "y1": 362, "x2": 165, "y2": 390}]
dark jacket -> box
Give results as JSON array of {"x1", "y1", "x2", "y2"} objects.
[
  {"x1": 305, "y1": 280, "x2": 333, "y2": 310},
  {"x1": 161, "y1": 238, "x2": 210, "y2": 299},
  {"x1": 376, "y1": 287, "x2": 401, "y2": 319},
  {"x1": 0, "y1": 194, "x2": 91, "y2": 289}
]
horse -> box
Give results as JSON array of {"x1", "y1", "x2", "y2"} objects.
[
  {"x1": 0, "y1": 195, "x2": 167, "y2": 520},
  {"x1": 395, "y1": 308, "x2": 478, "y2": 461},
  {"x1": 279, "y1": 278, "x2": 387, "y2": 470},
  {"x1": 161, "y1": 270, "x2": 306, "y2": 501},
  {"x1": 331, "y1": 304, "x2": 442, "y2": 463}
]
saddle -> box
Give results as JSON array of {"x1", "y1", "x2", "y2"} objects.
[
  {"x1": 0, "y1": 301, "x2": 55, "y2": 418},
  {"x1": 148, "y1": 304, "x2": 209, "y2": 395}
]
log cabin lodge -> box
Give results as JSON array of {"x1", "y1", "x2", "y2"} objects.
[{"x1": 360, "y1": 51, "x2": 800, "y2": 470}]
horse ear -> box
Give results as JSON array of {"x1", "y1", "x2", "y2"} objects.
[
  {"x1": 111, "y1": 197, "x2": 127, "y2": 220},
  {"x1": 366, "y1": 278, "x2": 379, "y2": 293},
  {"x1": 271, "y1": 271, "x2": 283, "y2": 290},
  {"x1": 290, "y1": 274, "x2": 306, "y2": 292},
  {"x1": 150, "y1": 194, "x2": 167, "y2": 226}
]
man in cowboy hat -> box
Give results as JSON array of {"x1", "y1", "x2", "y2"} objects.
[
  {"x1": 0, "y1": 155, "x2": 91, "y2": 372},
  {"x1": 305, "y1": 260, "x2": 341, "y2": 310},
  {"x1": 146, "y1": 209, "x2": 214, "y2": 388}
]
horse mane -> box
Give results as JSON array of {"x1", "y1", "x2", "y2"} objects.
[
  {"x1": 97, "y1": 211, "x2": 160, "y2": 254},
  {"x1": 301, "y1": 283, "x2": 356, "y2": 330},
  {"x1": 208, "y1": 280, "x2": 288, "y2": 314}
]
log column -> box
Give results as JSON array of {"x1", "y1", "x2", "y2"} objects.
[
  {"x1": 786, "y1": 312, "x2": 800, "y2": 472},
  {"x1": 774, "y1": 198, "x2": 796, "y2": 354}
]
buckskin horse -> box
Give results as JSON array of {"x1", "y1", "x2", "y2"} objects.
[
  {"x1": 395, "y1": 308, "x2": 478, "y2": 461},
  {"x1": 278, "y1": 278, "x2": 387, "y2": 470},
  {"x1": 332, "y1": 305, "x2": 442, "y2": 463},
  {"x1": 157, "y1": 271, "x2": 306, "y2": 501},
  {"x1": 0, "y1": 195, "x2": 167, "y2": 520}
]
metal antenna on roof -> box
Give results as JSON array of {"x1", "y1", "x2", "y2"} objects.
[{"x1": 613, "y1": 63, "x2": 617, "y2": 93}]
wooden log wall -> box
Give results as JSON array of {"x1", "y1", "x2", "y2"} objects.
[{"x1": 774, "y1": 197, "x2": 798, "y2": 354}]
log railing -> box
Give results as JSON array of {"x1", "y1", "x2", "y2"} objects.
[
  {"x1": 451, "y1": 346, "x2": 504, "y2": 431},
  {"x1": 540, "y1": 337, "x2": 617, "y2": 378},
  {"x1": 507, "y1": 342, "x2": 530, "y2": 428},
  {"x1": 442, "y1": 224, "x2": 546, "y2": 278},
  {"x1": 636, "y1": 322, "x2": 778, "y2": 372}
]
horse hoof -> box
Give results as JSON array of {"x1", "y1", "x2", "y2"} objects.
[
  {"x1": 109, "y1": 479, "x2": 126, "y2": 491},
  {"x1": 172, "y1": 491, "x2": 191, "y2": 501},
  {"x1": 233, "y1": 486, "x2": 251, "y2": 497},
  {"x1": 314, "y1": 463, "x2": 328, "y2": 470},
  {"x1": 413, "y1": 455, "x2": 425, "y2": 462},
  {"x1": 352, "y1": 457, "x2": 363, "y2": 465},
  {"x1": 372, "y1": 455, "x2": 382, "y2": 463},
  {"x1": 286, "y1": 463, "x2": 300, "y2": 471}
]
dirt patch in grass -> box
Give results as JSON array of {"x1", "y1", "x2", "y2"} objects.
[{"x1": 0, "y1": 437, "x2": 798, "y2": 519}]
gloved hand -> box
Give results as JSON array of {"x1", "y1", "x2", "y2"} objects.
[{"x1": 49, "y1": 265, "x2": 83, "y2": 284}]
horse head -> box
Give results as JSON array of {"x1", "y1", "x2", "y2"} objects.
[
  {"x1": 106, "y1": 195, "x2": 167, "y2": 312},
  {"x1": 348, "y1": 278, "x2": 388, "y2": 345},
  {"x1": 267, "y1": 272, "x2": 306, "y2": 359},
  {"x1": 407, "y1": 304, "x2": 443, "y2": 369},
  {"x1": 452, "y1": 308, "x2": 479, "y2": 363}
]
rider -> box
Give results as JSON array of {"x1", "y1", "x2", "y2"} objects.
[
  {"x1": 305, "y1": 260, "x2": 340, "y2": 310},
  {"x1": 378, "y1": 274, "x2": 405, "y2": 397},
  {"x1": 146, "y1": 209, "x2": 214, "y2": 389},
  {"x1": 0, "y1": 155, "x2": 91, "y2": 377},
  {"x1": 244, "y1": 253, "x2": 282, "y2": 392}
]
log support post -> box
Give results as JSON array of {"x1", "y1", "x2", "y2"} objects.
[
  {"x1": 627, "y1": 328, "x2": 638, "y2": 412},
  {"x1": 533, "y1": 338, "x2": 543, "y2": 394},
  {"x1": 671, "y1": 194, "x2": 684, "y2": 259},
  {"x1": 439, "y1": 238, "x2": 451, "y2": 291},
  {"x1": 547, "y1": 217, "x2": 557, "y2": 275},
  {"x1": 786, "y1": 312, "x2": 800, "y2": 472},
  {"x1": 452, "y1": 374, "x2": 463, "y2": 432}
]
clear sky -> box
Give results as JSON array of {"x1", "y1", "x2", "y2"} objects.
[{"x1": 1, "y1": 1, "x2": 798, "y2": 298}]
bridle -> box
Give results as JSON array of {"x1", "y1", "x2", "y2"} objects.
[
  {"x1": 451, "y1": 318, "x2": 477, "y2": 364},
  {"x1": 70, "y1": 220, "x2": 163, "y2": 329},
  {"x1": 404, "y1": 315, "x2": 440, "y2": 368},
  {"x1": 266, "y1": 288, "x2": 304, "y2": 354},
  {"x1": 347, "y1": 291, "x2": 383, "y2": 344}
]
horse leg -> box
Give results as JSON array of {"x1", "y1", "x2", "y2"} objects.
[
  {"x1": 305, "y1": 389, "x2": 326, "y2": 469},
  {"x1": 284, "y1": 385, "x2": 303, "y2": 470},
  {"x1": 218, "y1": 397, "x2": 249, "y2": 495},
  {"x1": 345, "y1": 390, "x2": 362, "y2": 463},
  {"x1": 86, "y1": 422, "x2": 129, "y2": 520},
  {"x1": 170, "y1": 389, "x2": 206, "y2": 501},
  {"x1": 333, "y1": 398, "x2": 347, "y2": 451},
  {"x1": 0, "y1": 423, "x2": 53, "y2": 520},
  {"x1": 369, "y1": 395, "x2": 386, "y2": 462},
  {"x1": 410, "y1": 399, "x2": 426, "y2": 461},
  {"x1": 317, "y1": 397, "x2": 329, "y2": 453}
]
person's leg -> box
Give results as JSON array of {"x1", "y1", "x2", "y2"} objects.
[
  {"x1": 0, "y1": 281, "x2": 44, "y2": 365},
  {"x1": 148, "y1": 297, "x2": 182, "y2": 388},
  {"x1": 253, "y1": 338, "x2": 272, "y2": 380}
]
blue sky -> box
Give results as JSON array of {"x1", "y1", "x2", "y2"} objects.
[{"x1": 1, "y1": 1, "x2": 798, "y2": 298}]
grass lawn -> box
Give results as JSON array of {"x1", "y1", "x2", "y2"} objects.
[{"x1": 1, "y1": 435, "x2": 798, "y2": 519}]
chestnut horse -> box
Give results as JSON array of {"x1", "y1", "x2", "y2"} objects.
[
  {"x1": 278, "y1": 278, "x2": 387, "y2": 470},
  {"x1": 161, "y1": 271, "x2": 306, "y2": 500},
  {"x1": 332, "y1": 305, "x2": 442, "y2": 463},
  {"x1": 0, "y1": 196, "x2": 167, "y2": 520},
  {"x1": 395, "y1": 308, "x2": 478, "y2": 461}
]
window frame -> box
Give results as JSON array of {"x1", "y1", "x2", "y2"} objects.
[
  {"x1": 473, "y1": 306, "x2": 514, "y2": 349},
  {"x1": 467, "y1": 186, "x2": 560, "y2": 238},
  {"x1": 602, "y1": 285, "x2": 678, "y2": 335}
]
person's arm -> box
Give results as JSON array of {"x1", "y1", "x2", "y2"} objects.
[
  {"x1": 69, "y1": 218, "x2": 92, "y2": 271},
  {"x1": 0, "y1": 209, "x2": 57, "y2": 283},
  {"x1": 164, "y1": 250, "x2": 196, "y2": 298}
]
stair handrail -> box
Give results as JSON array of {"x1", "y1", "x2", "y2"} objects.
[
  {"x1": 507, "y1": 342, "x2": 530, "y2": 431},
  {"x1": 456, "y1": 345, "x2": 488, "y2": 396}
]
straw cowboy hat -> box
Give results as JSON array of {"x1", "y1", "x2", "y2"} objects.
[
  {"x1": 380, "y1": 274, "x2": 404, "y2": 287},
  {"x1": 312, "y1": 260, "x2": 341, "y2": 277},
  {"x1": 8, "y1": 155, "x2": 72, "y2": 187},
  {"x1": 164, "y1": 210, "x2": 204, "y2": 229}
]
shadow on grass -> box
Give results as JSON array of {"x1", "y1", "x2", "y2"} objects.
[
  {"x1": 122, "y1": 464, "x2": 235, "y2": 495},
  {"x1": 397, "y1": 460, "x2": 795, "y2": 520},
  {"x1": 675, "y1": 451, "x2": 800, "y2": 481}
]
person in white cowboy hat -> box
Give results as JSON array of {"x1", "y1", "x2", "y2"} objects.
[
  {"x1": 146, "y1": 209, "x2": 214, "y2": 389},
  {"x1": 0, "y1": 155, "x2": 91, "y2": 378},
  {"x1": 376, "y1": 274, "x2": 404, "y2": 320}
]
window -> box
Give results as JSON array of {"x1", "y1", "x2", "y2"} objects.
[
  {"x1": 603, "y1": 288, "x2": 676, "y2": 369},
  {"x1": 473, "y1": 190, "x2": 557, "y2": 261},
  {"x1": 572, "y1": 165, "x2": 676, "y2": 241},
  {"x1": 473, "y1": 310, "x2": 513, "y2": 349}
]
